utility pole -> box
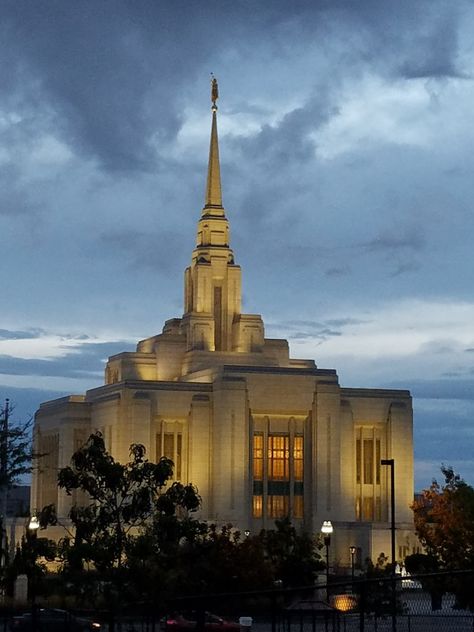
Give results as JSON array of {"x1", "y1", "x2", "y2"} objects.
[
  {"x1": 0, "y1": 398, "x2": 9, "y2": 568},
  {"x1": 381, "y1": 458, "x2": 396, "y2": 632}
]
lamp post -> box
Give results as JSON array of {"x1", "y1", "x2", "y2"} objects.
[
  {"x1": 0, "y1": 398, "x2": 9, "y2": 569},
  {"x1": 27, "y1": 515, "x2": 40, "y2": 627},
  {"x1": 349, "y1": 546, "x2": 356, "y2": 584},
  {"x1": 381, "y1": 458, "x2": 396, "y2": 632},
  {"x1": 321, "y1": 520, "x2": 333, "y2": 602}
]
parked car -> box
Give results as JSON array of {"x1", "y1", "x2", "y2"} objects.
[
  {"x1": 162, "y1": 611, "x2": 240, "y2": 632},
  {"x1": 10, "y1": 608, "x2": 102, "y2": 632}
]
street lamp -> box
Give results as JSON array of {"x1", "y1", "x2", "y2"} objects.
[
  {"x1": 381, "y1": 458, "x2": 396, "y2": 632},
  {"x1": 349, "y1": 546, "x2": 356, "y2": 584},
  {"x1": 27, "y1": 515, "x2": 40, "y2": 627},
  {"x1": 28, "y1": 515, "x2": 40, "y2": 533},
  {"x1": 321, "y1": 520, "x2": 333, "y2": 602}
]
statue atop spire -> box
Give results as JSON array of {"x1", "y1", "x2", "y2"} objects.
[
  {"x1": 211, "y1": 73, "x2": 219, "y2": 111},
  {"x1": 204, "y1": 75, "x2": 223, "y2": 211}
]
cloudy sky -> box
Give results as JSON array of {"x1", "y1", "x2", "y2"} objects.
[{"x1": 1, "y1": 0, "x2": 473, "y2": 490}]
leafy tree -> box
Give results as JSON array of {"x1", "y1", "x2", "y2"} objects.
[
  {"x1": 260, "y1": 517, "x2": 324, "y2": 587},
  {"x1": 412, "y1": 466, "x2": 474, "y2": 610},
  {"x1": 5, "y1": 532, "x2": 57, "y2": 598},
  {"x1": 412, "y1": 466, "x2": 474, "y2": 570},
  {"x1": 405, "y1": 553, "x2": 445, "y2": 610},
  {"x1": 0, "y1": 399, "x2": 35, "y2": 571},
  {"x1": 0, "y1": 400, "x2": 34, "y2": 492},
  {"x1": 42, "y1": 431, "x2": 201, "y2": 606}
]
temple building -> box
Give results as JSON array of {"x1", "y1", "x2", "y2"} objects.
[{"x1": 32, "y1": 81, "x2": 416, "y2": 566}]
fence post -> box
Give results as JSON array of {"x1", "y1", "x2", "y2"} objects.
[{"x1": 359, "y1": 579, "x2": 365, "y2": 632}]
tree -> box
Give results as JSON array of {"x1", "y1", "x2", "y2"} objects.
[
  {"x1": 412, "y1": 466, "x2": 474, "y2": 570},
  {"x1": 42, "y1": 431, "x2": 200, "y2": 607},
  {"x1": 405, "y1": 553, "x2": 445, "y2": 610},
  {"x1": 0, "y1": 400, "x2": 34, "y2": 492},
  {"x1": 412, "y1": 466, "x2": 474, "y2": 610},
  {"x1": 260, "y1": 517, "x2": 324, "y2": 588},
  {"x1": 0, "y1": 399, "x2": 35, "y2": 569}
]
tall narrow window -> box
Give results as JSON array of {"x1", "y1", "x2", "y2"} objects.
[
  {"x1": 293, "y1": 435, "x2": 304, "y2": 518},
  {"x1": 356, "y1": 439, "x2": 361, "y2": 484},
  {"x1": 158, "y1": 430, "x2": 182, "y2": 480},
  {"x1": 163, "y1": 433, "x2": 174, "y2": 461},
  {"x1": 252, "y1": 434, "x2": 264, "y2": 517},
  {"x1": 363, "y1": 439, "x2": 374, "y2": 484},
  {"x1": 39, "y1": 434, "x2": 59, "y2": 509},
  {"x1": 268, "y1": 435, "x2": 289, "y2": 480},
  {"x1": 214, "y1": 286, "x2": 222, "y2": 351},
  {"x1": 176, "y1": 434, "x2": 182, "y2": 479},
  {"x1": 253, "y1": 434, "x2": 264, "y2": 480},
  {"x1": 267, "y1": 495, "x2": 289, "y2": 518},
  {"x1": 294, "y1": 436, "x2": 303, "y2": 481},
  {"x1": 375, "y1": 439, "x2": 381, "y2": 485},
  {"x1": 356, "y1": 431, "x2": 384, "y2": 523},
  {"x1": 253, "y1": 495, "x2": 263, "y2": 518},
  {"x1": 252, "y1": 432, "x2": 304, "y2": 520},
  {"x1": 362, "y1": 496, "x2": 374, "y2": 520},
  {"x1": 293, "y1": 495, "x2": 304, "y2": 519}
]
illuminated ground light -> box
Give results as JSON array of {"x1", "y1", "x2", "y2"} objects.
[{"x1": 331, "y1": 594, "x2": 358, "y2": 612}]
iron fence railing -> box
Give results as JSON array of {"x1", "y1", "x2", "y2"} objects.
[{"x1": 1, "y1": 570, "x2": 473, "y2": 632}]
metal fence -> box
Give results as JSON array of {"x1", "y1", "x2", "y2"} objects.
[{"x1": 1, "y1": 570, "x2": 473, "y2": 632}]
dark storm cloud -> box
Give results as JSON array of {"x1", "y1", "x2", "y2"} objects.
[
  {"x1": 0, "y1": 328, "x2": 46, "y2": 340},
  {"x1": 325, "y1": 266, "x2": 350, "y2": 278},
  {"x1": 268, "y1": 317, "x2": 367, "y2": 342},
  {"x1": 1, "y1": 0, "x2": 466, "y2": 176},
  {"x1": 0, "y1": 168, "x2": 42, "y2": 218},
  {"x1": 233, "y1": 96, "x2": 337, "y2": 169},
  {"x1": 386, "y1": 378, "x2": 474, "y2": 401},
  {"x1": 359, "y1": 226, "x2": 424, "y2": 277},
  {"x1": 363, "y1": 228, "x2": 425, "y2": 253},
  {"x1": 1, "y1": 2, "x2": 210, "y2": 171},
  {"x1": 0, "y1": 386, "x2": 72, "y2": 421},
  {"x1": 0, "y1": 341, "x2": 132, "y2": 379},
  {"x1": 99, "y1": 229, "x2": 182, "y2": 272},
  {"x1": 390, "y1": 261, "x2": 421, "y2": 277},
  {"x1": 398, "y1": 12, "x2": 464, "y2": 80},
  {"x1": 290, "y1": 329, "x2": 341, "y2": 341}
]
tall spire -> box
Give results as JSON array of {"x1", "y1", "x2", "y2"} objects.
[{"x1": 204, "y1": 75, "x2": 223, "y2": 213}]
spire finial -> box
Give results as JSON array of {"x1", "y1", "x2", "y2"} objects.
[
  {"x1": 204, "y1": 75, "x2": 223, "y2": 211},
  {"x1": 210, "y1": 73, "x2": 219, "y2": 111}
]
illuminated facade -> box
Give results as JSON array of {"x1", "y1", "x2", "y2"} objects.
[{"x1": 32, "y1": 84, "x2": 415, "y2": 565}]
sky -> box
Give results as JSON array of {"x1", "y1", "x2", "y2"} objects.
[{"x1": 1, "y1": 0, "x2": 473, "y2": 491}]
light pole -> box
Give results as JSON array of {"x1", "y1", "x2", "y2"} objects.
[
  {"x1": 0, "y1": 398, "x2": 9, "y2": 569},
  {"x1": 27, "y1": 515, "x2": 40, "y2": 627},
  {"x1": 350, "y1": 546, "x2": 356, "y2": 584},
  {"x1": 321, "y1": 520, "x2": 333, "y2": 602},
  {"x1": 381, "y1": 458, "x2": 396, "y2": 632}
]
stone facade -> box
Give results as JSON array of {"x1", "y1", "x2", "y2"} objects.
[{"x1": 32, "y1": 94, "x2": 416, "y2": 567}]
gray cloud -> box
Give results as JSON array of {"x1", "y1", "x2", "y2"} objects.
[
  {"x1": 267, "y1": 317, "x2": 368, "y2": 343},
  {"x1": 0, "y1": 328, "x2": 46, "y2": 340},
  {"x1": 398, "y1": 12, "x2": 464, "y2": 80},
  {"x1": 386, "y1": 378, "x2": 474, "y2": 401},
  {"x1": 99, "y1": 229, "x2": 183, "y2": 273},
  {"x1": 325, "y1": 266, "x2": 350, "y2": 277},
  {"x1": 1, "y1": 0, "x2": 467, "y2": 176},
  {"x1": 0, "y1": 0, "x2": 473, "y2": 491},
  {"x1": 363, "y1": 227, "x2": 425, "y2": 254},
  {"x1": 0, "y1": 341, "x2": 132, "y2": 379}
]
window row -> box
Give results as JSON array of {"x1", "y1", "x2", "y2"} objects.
[
  {"x1": 253, "y1": 434, "x2": 303, "y2": 481},
  {"x1": 252, "y1": 433, "x2": 304, "y2": 520}
]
